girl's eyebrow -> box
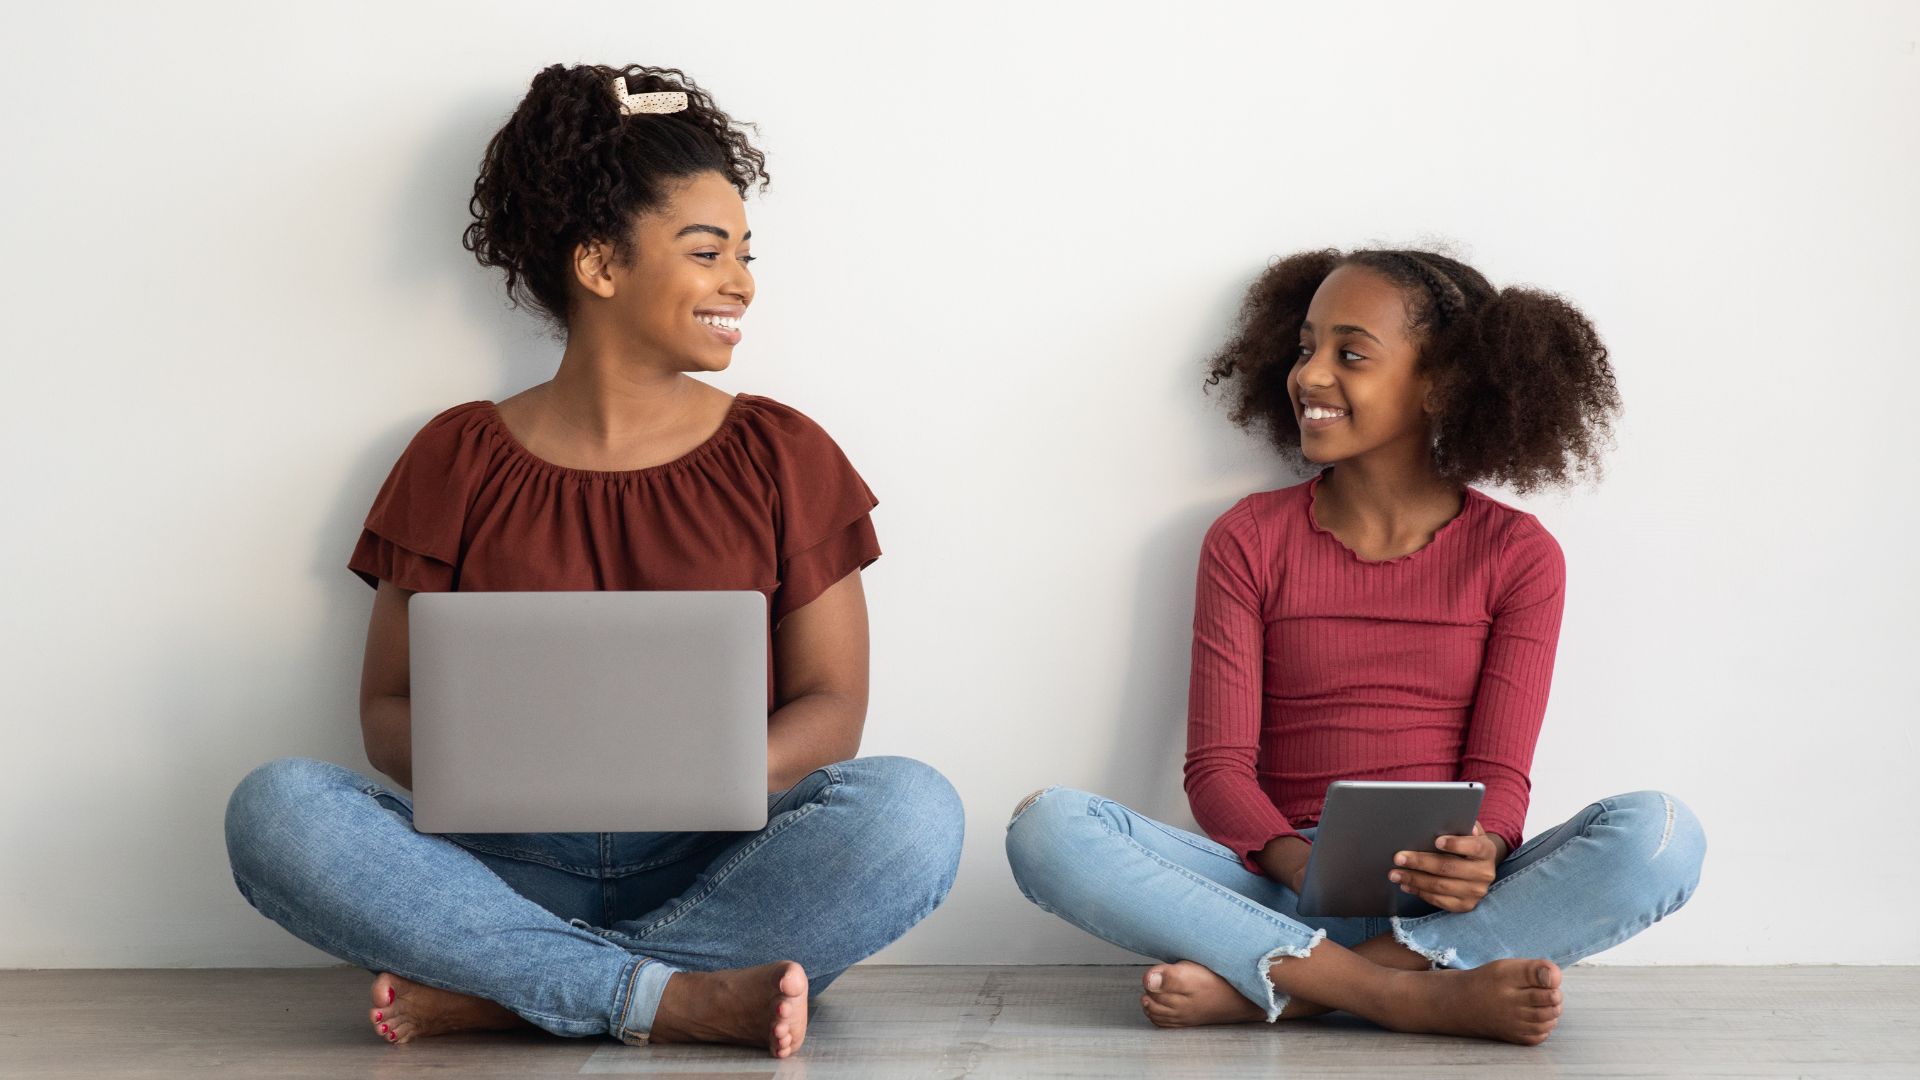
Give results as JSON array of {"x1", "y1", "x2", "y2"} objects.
[
  {"x1": 673, "y1": 224, "x2": 751, "y2": 241},
  {"x1": 1301, "y1": 319, "x2": 1382, "y2": 344}
]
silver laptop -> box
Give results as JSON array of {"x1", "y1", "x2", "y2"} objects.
[{"x1": 408, "y1": 591, "x2": 769, "y2": 833}]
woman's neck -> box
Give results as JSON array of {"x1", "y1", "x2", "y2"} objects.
[{"x1": 542, "y1": 334, "x2": 700, "y2": 443}]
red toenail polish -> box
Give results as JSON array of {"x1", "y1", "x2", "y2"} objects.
[
  {"x1": 380, "y1": 1024, "x2": 389, "y2": 1034},
  {"x1": 388, "y1": 987, "x2": 395, "y2": 1004},
  {"x1": 374, "y1": 1011, "x2": 383, "y2": 1021}
]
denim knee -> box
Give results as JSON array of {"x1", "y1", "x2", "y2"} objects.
[
  {"x1": 1003, "y1": 786, "x2": 1096, "y2": 897},
  {"x1": 837, "y1": 756, "x2": 966, "y2": 896},
  {"x1": 1602, "y1": 790, "x2": 1706, "y2": 906},
  {"x1": 224, "y1": 757, "x2": 360, "y2": 879}
]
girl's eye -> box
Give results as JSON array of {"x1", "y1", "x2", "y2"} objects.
[{"x1": 1294, "y1": 346, "x2": 1366, "y2": 363}]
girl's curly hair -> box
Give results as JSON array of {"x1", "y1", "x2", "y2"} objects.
[
  {"x1": 463, "y1": 63, "x2": 769, "y2": 326},
  {"x1": 1204, "y1": 248, "x2": 1621, "y2": 493}
]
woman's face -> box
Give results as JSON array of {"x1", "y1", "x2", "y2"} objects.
[
  {"x1": 578, "y1": 170, "x2": 756, "y2": 372},
  {"x1": 1288, "y1": 264, "x2": 1435, "y2": 466}
]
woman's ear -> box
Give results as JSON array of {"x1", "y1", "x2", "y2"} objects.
[{"x1": 572, "y1": 239, "x2": 619, "y2": 300}]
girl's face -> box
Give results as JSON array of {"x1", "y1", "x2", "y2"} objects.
[
  {"x1": 577, "y1": 170, "x2": 756, "y2": 372},
  {"x1": 1288, "y1": 264, "x2": 1435, "y2": 467}
]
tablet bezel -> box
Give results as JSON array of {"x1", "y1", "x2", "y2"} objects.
[{"x1": 1295, "y1": 781, "x2": 1485, "y2": 918}]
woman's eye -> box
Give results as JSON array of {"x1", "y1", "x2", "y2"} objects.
[
  {"x1": 739, "y1": 254, "x2": 756, "y2": 265},
  {"x1": 693, "y1": 252, "x2": 719, "y2": 261}
]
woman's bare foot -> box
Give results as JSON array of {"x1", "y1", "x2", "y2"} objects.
[
  {"x1": 1377, "y1": 959, "x2": 1564, "y2": 1046},
  {"x1": 368, "y1": 972, "x2": 527, "y2": 1045},
  {"x1": 649, "y1": 961, "x2": 809, "y2": 1059},
  {"x1": 1140, "y1": 961, "x2": 1266, "y2": 1027}
]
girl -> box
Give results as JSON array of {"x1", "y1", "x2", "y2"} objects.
[
  {"x1": 1005, "y1": 248, "x2": 1703, "y2": 1046},
  {"x1": 224, "y1": 63, "x2": 964, "y2": 1059}
]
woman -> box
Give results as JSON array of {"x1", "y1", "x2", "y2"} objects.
[
  {"x1": 1005, "y1": 249, "x2": 1704, "y2": 1046},
  {"x1": 224, "y1": 63, "x2": 964, "y2": 1059}
]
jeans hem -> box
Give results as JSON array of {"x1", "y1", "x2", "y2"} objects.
[
  {"x1": 1254, "y1": 929, "x2": 1326, "y2": 1021},
  {"x1": 1388, "y1": 915, "x2": 1459, "y2": 969},
  {"x1": 613, "y1": 957, "x2": 679, "y2": 1045}
]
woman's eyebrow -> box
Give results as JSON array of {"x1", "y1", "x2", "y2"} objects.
[
  {"x1": 674, "y1": 224, "x2": 750, "y2": 241},
  {"x1": 1301, "y1": 319, "x2": 1383, "y2": 344}
]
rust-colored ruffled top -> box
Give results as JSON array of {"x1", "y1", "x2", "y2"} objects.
[{"x1": 347, "y1": 395, "x2": 880, "y2": 626}]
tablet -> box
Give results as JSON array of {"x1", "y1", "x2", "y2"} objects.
[{"x1": 1295, "y1": 781, "x2": 1484, "y2": 918}]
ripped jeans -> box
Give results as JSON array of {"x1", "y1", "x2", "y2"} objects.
[{"x1": 1004, "y1": 788, "x2": 1705, "y2": 1020}]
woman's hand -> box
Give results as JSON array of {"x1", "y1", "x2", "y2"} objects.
[{"x1": 1388, "y1": 822, "x2": 1505, "y2": 912}]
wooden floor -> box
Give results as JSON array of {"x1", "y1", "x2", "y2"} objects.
[{"x1": 1, "y1": 965, "x2": 1913, "y2": 1078}]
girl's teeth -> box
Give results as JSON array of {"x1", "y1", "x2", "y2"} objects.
[{"x1": 1304, "y1": 406, "x2": 1347, "y2": 420}]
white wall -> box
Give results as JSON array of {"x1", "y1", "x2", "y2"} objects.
[{"x1": 3, "y1": 1, "x2": 1915, "y2": 968}]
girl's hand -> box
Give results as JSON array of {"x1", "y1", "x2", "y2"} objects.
[{"x1": 1388, "y1": 822, "x2": 1501, "y2": 912}]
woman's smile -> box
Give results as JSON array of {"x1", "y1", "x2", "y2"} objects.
[{"x1": 696, "y1": 307, "x2": 745, "y2": 346}]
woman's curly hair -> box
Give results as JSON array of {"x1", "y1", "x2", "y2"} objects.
[
  {"x1": 463, "y1": 63, "x2": 769, "y2": 326},
  {"x1": 1204, "y1": 248, "x2": 1621, "y2": 493}
]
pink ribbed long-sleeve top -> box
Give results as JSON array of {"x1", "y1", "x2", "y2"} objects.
[{"x1": 1185, "y1": 470, "x2": 1566, "y2": 873}]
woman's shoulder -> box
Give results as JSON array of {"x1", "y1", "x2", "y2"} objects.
[
  {"x1": 731, "y1": 393, "x2": 837, "y2": 439},
  {"x1": 365, "y1": 400, "x2": 496, "y2": 475},
  {"x1": 397, "y1": 400, "x2": 497, "y2": 453},
  {"x1": 729, "y1": 393, "x2": 863, "y2": 463}
]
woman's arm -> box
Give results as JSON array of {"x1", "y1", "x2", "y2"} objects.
[
  {"x1": 767, "y1": 570, "x2": 869, "y2": 792},
  {"x1": 358, "y1": 580, "x2": 415, "y2": 790}
]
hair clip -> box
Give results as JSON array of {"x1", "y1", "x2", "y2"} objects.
[{"x1": 612, "y1": 76, "x2": 688, "y2": 116}]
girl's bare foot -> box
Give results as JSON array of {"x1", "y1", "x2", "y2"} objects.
[
  {"x1": 368, "y1": 972, "x2": 527, "y2": 1045},
  {"x1": 649, "y1": 961, "x2": 810, "y2": 1059},
  {"x1": 1140, "y1": 961, "x2": 1266, "y2": 1027},
  {"x1": 1378, "y1": 959, "x2": 1564, "y2": 1046}
]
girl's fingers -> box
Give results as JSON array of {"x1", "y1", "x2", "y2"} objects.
[
  {"x1": 1394, "y1": 851, "x2": 1492, "y2": 880},
  {"x1": 1392, "y1": 868, "x2": 1492, "y2": 903}
]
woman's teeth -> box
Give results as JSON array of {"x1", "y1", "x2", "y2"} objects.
[
  {"x1": 1303, "y1": 406, "x2": 1348, "y2": 420},
  {"x1": 696, "y1": 314, "x2": 741, "y2": 331}
]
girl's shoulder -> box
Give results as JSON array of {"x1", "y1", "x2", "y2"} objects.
[
  {"x1": 1211, "y1": 474, "x2": 1318, "y2": 541},
  {"x1": 1212, "y1": 474, "x2": 1560, "y2": 560},
  {"x1": 1460, "y1": 486, "x2": 1562, "y2": 553}
]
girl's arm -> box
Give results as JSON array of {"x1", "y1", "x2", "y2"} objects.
[
  {"x1": 1457, "y1": 518, "x2": 1567, "y2": 853},
  {"x1": 767, "y1": 570, "x2": 870, "y2": 792},
  {"x1": 1184, "y1": 502, "x2": 1301, "y2": 877}
]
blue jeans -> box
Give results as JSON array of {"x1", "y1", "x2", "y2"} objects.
[
  {"x1": 1005, "y1": 787, "x2": 1704, "y2": 1020},
  {"x1": 225, "y1": 755, "x2": 964, "y2": 1043}
]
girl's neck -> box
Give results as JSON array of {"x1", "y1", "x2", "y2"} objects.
[{"x1": 1315, "y1": 452, "x2": 1463, "y2": 532}]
